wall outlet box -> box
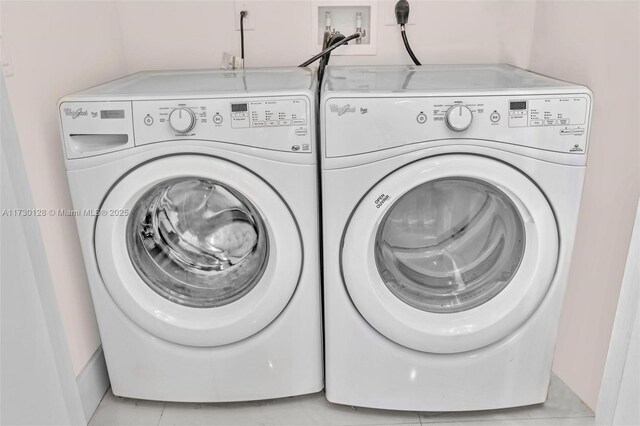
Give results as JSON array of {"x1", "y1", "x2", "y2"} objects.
[
  {"x1": 311, "y1": 1, "x2": 377, "y2": 56},
  {"x1": 234, "y1": 1, "x2": 255, "y2": 30}
]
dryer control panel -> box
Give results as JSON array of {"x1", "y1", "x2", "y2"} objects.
[
  {"x1": 323, "y1": 93, "x2": 591, "y2": 158},
  {"x1": 507, "y1": 97, "x2": 588, "y2": 129}
]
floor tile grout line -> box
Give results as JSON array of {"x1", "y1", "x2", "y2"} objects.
[
  {"x1": 418, "y1": 414, "x2": 596, "y2": 424},
  {"x1": 156, "y1": 402, "x2": 166, "y2": 426},
  {"x1": 337, "y1": 421, "x2": 422, "y2": 426},
  {"x1": 88, "y1": 391, "x2": 108, "y2": 425},
  {"x1": 418, "y1": 412, "x2": 596, "y2": 423}
]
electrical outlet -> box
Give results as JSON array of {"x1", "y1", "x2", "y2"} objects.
[
  {"x1": 234, "y1": 2, "x2": 255, "y2": 30},
  {"x1": 383, "y1": 1, "x2": 416, "y2": 26},
  {"x1": 311, "y1": 1, "x2": 377, "y2": 56}
]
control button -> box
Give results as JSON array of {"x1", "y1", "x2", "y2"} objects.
[
  {"x1": 213, "y1": 114, "x2": 223, "y2": 124},
  {"x1": 169, "y1": 107, "x2": 196, "y2": 133},
  {"x1": 293, "y1": 119, "x2": 306, "y2": 125},
  {"x1": 302, "y1": 144, "x2": 310, "y2": 151},
  {"x1": 291, "y1": 145, "x2": 301, "y2": 151},
  {"x1": 572, "y1": 128, "x2": 585, "y2": 136},
  {"x1": 530, "y1": 119, "x2": 543, "y2": 126},
  {"x1": 266, "y1": 120, "x2": 278, "y2": 126},
  {"x1": 279, "y1": 120, "x2": 292, "y2": 126},
  {"x1": 253, "y1": 121, "x2": 265, "y2": 127},
  {"x1": 144, "y1": 115, "x2": 154, "y2": 126},
  {"x1": 544, "y1": 119, "x2": 556, "y2": 126},
  {"x1": 560, "y1": 128, "x2": 572, "y2": 135},
  {"x1": 490, "y1": 111, "x2": 501, "y2": 123},
  {"x1": 445, "y1": 105, "x2": 473, "y2": 132},
  {"x1": 416, "y1": 113, "x2": 427, "y2": 124},
  {"x1": 559, "y1": 118, "x2": 570, "y2": 125}
]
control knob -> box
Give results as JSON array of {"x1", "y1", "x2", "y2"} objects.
[
  {"x1": 169, "y1": 107, "x2": 196, "y2": 133},
  {"x1": 445, "y1": 105, "x2": 473, "y2": 132}
]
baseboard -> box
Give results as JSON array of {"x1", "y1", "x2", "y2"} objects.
[{"x1": 76, "y1": 346, "x2": 110, "y2": 422}]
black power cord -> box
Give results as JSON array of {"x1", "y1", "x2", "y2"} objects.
[
  {"x1": 298, "y1": 32, "x2": 362, "y2": 67},
  {"x1": 395, "y1": 0, "x2": 421, "y2": 66},
  {"x1": 240, "y1": 10, "x2": 247, "y2": 61},
  {"x1": 400, "y1": 25, "x2": 421, "y2": 66}
]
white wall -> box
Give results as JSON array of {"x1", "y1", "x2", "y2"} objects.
[
  {"x1": 529, "y1": 1, "x2": 640, "y2": 409},
  {"x1": 596, "y1": 200, "x2": 640, "y2": 426},
  {"x1": 1, "y1": 1, "x2": 127, "y2": 374},
  {"x1": 1, "y1": 74, "x2": 86, "y2": 426},
  {"x1": 113, "y1": 1, "x2": 536, "y2": 71},
  {"x1": 2, "y1": 0, "x2": 638, "y2": 410}
]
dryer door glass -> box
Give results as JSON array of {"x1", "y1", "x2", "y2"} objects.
[
  {"x1": 374, "y1": 177, "x2": 525, "y2": 313},
  {"x1": 126, "y1": 177, "x2": 268, "y2": 308}
]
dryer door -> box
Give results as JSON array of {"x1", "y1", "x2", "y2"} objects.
[
  {"x1": 341, "y1": 154, "x2": 558, "y2": 354},
  {"x1": 95, "y1": 155, "x2": 301, "y2": 347}
]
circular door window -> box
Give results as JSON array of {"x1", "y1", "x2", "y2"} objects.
[
  {"x1": 126, "y1": 177, "x2": 269, "y2": 309},
  {"x1": 341, "y1": 155, "x2": 558, "y2": 354},
  {"x1": 95, "y1": 155, "x2": 302, "y2": 347},
  {"x1": 375, "y1": 178, "x2": 525, "y2": 314}
]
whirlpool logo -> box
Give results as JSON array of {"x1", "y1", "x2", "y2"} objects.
[
  {"x1": 329, "y1": 104, "x2": 356, "y2": 116},
  {"x1": 64, "y1": 108, "x2": 88, "y2": 119}
]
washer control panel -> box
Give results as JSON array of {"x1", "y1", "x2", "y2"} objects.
[
  {"x1": 132, "y1": 96, "x2": 312, "y2": 153},
  {"x1": 229, "y1": 99, "x2": 307, "y2": 129},
  {"x1": 324, "y1": 94, "x2": 591, "y2": 158}
]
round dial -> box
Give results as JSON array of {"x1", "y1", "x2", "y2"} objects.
[
  {"x1": 169, "y1": 108, "x2": 196, "y2": 133},
  {"x1": 445, "y1": 105, "x2": 473, "y2": 132}
]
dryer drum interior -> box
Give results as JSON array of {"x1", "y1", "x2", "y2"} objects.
[{"x1": 374, "y1": 177, "x2": 526, "y2": 313}]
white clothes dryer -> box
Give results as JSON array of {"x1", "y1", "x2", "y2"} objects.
[
  {"x1": 59, "y1": 68, "x2": 323, "y2": 402},
  {"x1": 320, "y1": 65, "x2": 592, "y2": 411}
]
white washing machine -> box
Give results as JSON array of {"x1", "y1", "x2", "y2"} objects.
[
  {"x1": 59, "y1": 68, "x2": 323, "y2": 402},
  {"x1": 320, "y1": 65, "x2": 592, "y2": 411}
]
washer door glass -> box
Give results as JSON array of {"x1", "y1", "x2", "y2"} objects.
[
  {"x1": 126, "y1": 177, "x2": 268, "y2": 308},
  {"x1": 374, "y1": 177, "x2": 525, "y2": 313}
]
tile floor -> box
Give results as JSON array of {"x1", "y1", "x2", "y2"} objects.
[{"x1": 89, "y1": 374, "x2": 594, "y2": 426}]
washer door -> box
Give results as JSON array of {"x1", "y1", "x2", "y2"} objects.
[
  {"x1": 342, "y1": 155, "x2": 558, "y2": 354},
  {"x1": 95, "y1": 155, "x2": 301, "y2": 347}
]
